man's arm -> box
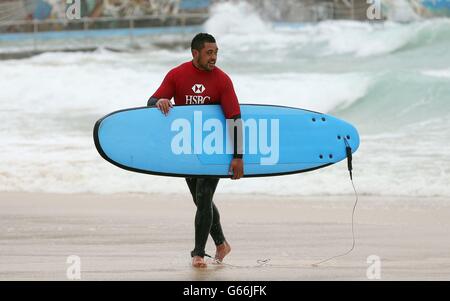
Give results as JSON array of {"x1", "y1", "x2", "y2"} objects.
[
  {"x1": 147, "y1": 70, "x2": 175, "y2": 115},
  {"x1": 148, "y1": 96, "x2": 172, "y2": 115},
  {"x1": 220, "y1": 73, "x2": 244, "y2": 179},
  {"x1": 220, "y1": 74, "x2": 242, "y2": 159},
  {"x1": 228, "y1": 113, "x2": 244, "y2": 180},
  {"x1": 231, "y1": 114, "x2": 243, "y2": 159},
  {"x1": 147, "y1": 97, "x2": 159, "y2": 107}
]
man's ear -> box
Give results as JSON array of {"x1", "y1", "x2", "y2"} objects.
[{"x1": 192, "y1": 49, "x2": 199, "y2": 58}]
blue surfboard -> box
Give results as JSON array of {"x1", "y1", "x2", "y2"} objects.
[{"x1": 93, "y1": 104, "x2": 359, "y2": 177}]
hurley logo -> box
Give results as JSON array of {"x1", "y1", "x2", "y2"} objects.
[{"x1": 192, "y1": 84, "x2": 206, "y2": 94}]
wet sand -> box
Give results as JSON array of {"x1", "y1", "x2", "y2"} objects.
[{"x1": 0, "y1": 192, "x2": 449, "y2": 280}]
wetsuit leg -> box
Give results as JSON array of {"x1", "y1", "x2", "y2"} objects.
[{"x1": 186, "y1": 177, "x2": 225, "y2": 257}]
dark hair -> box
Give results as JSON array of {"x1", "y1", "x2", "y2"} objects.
[{"x1": 191, "y1": 33, "x2": 216, "y2": 51}]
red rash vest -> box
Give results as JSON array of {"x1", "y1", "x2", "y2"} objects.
[{"x1": 151, "y1": 61, "x2": 241, "y2": 119}]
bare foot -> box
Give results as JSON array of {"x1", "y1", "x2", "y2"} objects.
[
  {"x1": 215, "y1": 241, "x2": 231, "y2": 262},
  {"x1": 192, "y1": 256, "x2": 207, "y2": 268}
]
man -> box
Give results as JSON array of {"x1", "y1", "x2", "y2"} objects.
[{"x1": 147, "y1": 33, "x2": 244, "y2": 268}]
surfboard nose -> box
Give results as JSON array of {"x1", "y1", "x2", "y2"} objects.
[{"x1": 344, "y1": 124, "x2": 360, "y2": 154}]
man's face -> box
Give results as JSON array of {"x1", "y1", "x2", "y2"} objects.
[{"x1": 192, "y1": 42, "x2": 218, "y2": 71}]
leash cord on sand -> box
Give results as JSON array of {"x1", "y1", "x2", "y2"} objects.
[
  {"x1": 311, "y1": 137, "x2": 358, "y2": 267},
  {"x1": 204, "y1": 254, "x2": 271, "y2": 268},
  {"x1": 311, "y1": 178, "x2": 358, "y2": 267},
  {"x1": 204, "y1": 181, "x2": 358, "y2": 269},
  {"x1": 203, "y1": 180, "x2": 358, "y2": 269},
  {"x1": 204, "y1": 138, "x2": 358, "y2": 269},
  {"x1": 204, "y1": 178, "x2": 358, "y2": 269}
]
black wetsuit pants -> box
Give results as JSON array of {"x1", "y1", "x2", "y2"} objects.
[{"x1": 185, "y1": 177, "x2": 226, "y2": 258}]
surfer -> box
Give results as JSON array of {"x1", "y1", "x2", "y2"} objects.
[{"x1": 147, "y1": 33, "x2": 243, "y2": 268}]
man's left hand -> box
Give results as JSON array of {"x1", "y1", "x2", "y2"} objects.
[{"x1": 229, "y1": 158, "x2": 244, "y2": 180}]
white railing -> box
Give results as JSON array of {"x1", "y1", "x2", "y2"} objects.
[{"x1": 0, "y1": 12, "x2": 209, "y2": 33}]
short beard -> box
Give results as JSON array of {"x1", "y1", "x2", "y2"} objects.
[
  {"x1": 205, "y1": 63, "x2": 213, "y2": 71},
  {"x1": 197, "y1": 55, "x2": 212, "y2": 71},
  {"x1": 201, "y1": 63, "x2": 210, "y2": 70}
]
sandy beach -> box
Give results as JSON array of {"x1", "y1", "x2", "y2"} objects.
[
  {"x1": 2, "y1": 0, "x2": 450, "y2": 286},
  {"x1": 0, "y1": 191, "x2": 449, "y2": 281}
]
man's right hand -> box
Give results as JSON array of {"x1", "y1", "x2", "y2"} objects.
[
  {"x1": 156, "y1": 98, "x2": 173, "y2": 116},
  {"x1": 229, "y1": 158, "x2": 244, "y2": 180}
]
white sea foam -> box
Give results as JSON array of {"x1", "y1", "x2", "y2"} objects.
[
  {"x1": 422, "y1": 69, "x2": 450, "y2": 79},
  {"x1": 1, "y1": 2, "x2": 450, "y2": 198}
]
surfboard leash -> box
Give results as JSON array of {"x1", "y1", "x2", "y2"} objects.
[
  {"x1": 311, "y1": 137, "x2": 358, "y2": 267},
  {"x1": 263, "y1": 137, "x2": 358, "y2": 268},
  {"x1": 203, "y1": 138, "x2": 358, "y2": 269},
  {"x1": 203, "y1": 253, "x2": 271, "y2": 268}
]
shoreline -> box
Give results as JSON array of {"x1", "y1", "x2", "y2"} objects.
[{"x1": 1, "y1": 191, "x2": 449, "y2": 280}]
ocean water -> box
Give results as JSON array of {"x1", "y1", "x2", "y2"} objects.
[{"x1": 1, "y1": 2, "x2": 449, "y2": 197}]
